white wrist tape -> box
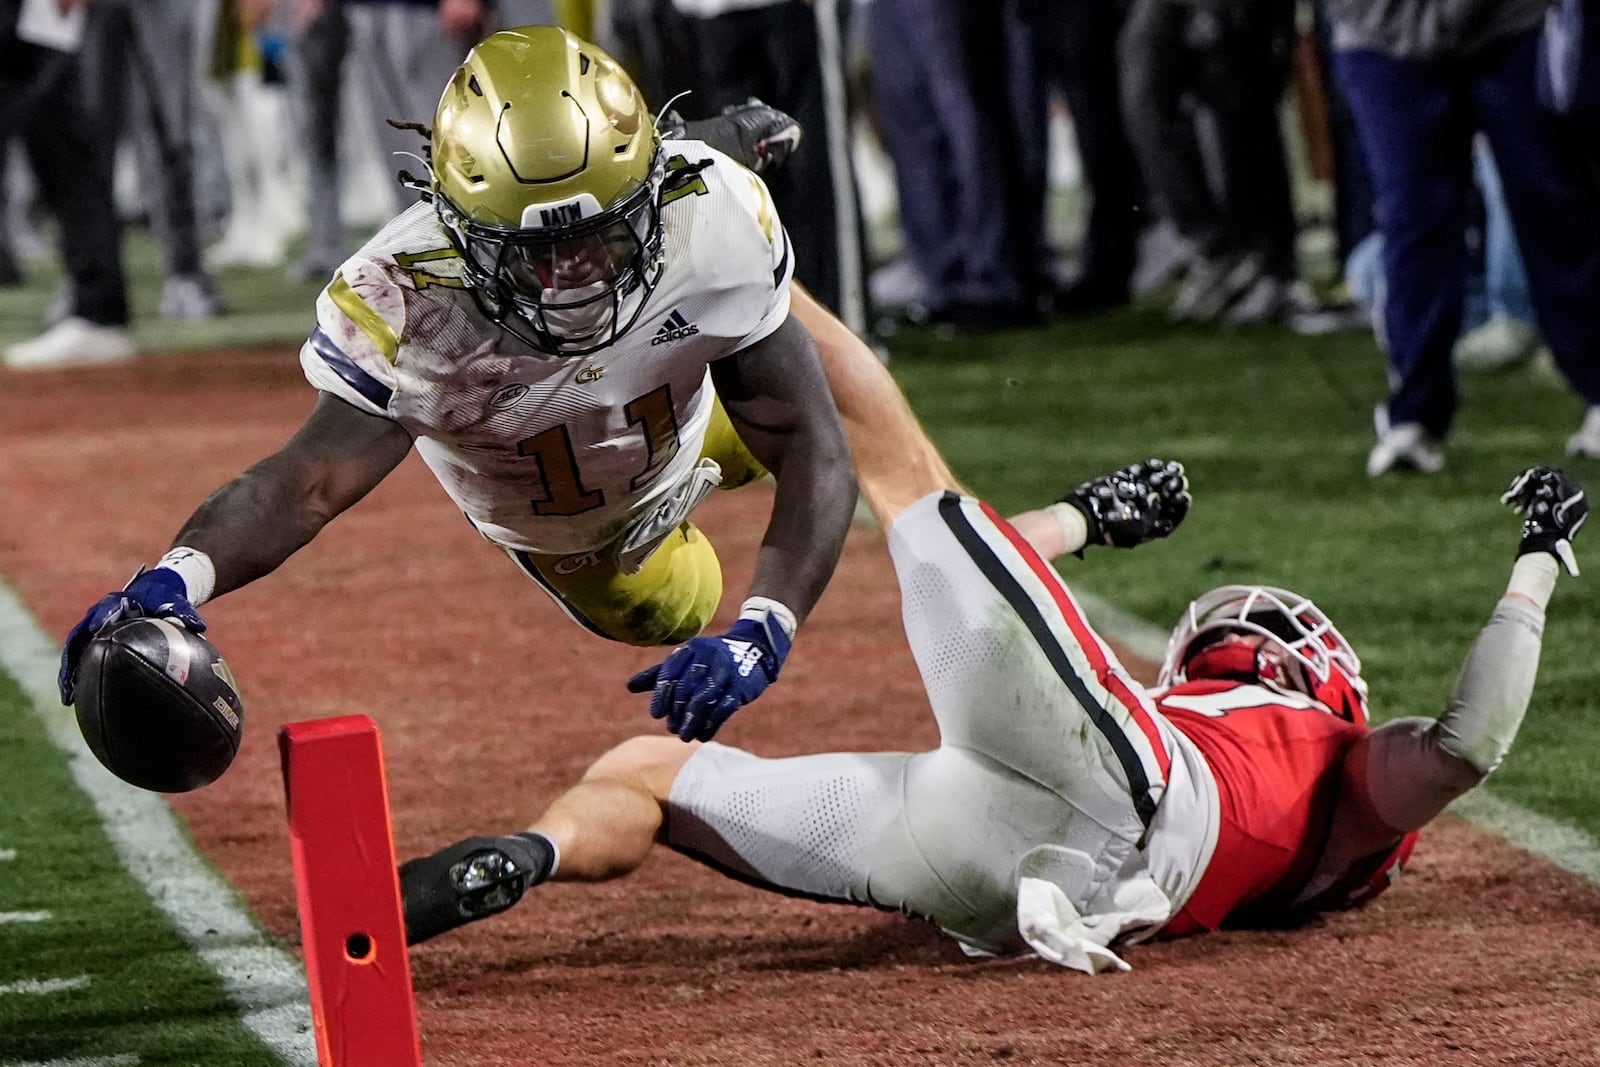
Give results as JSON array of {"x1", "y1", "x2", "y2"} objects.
[
  {"x1": 740, "y1": 596, "x2": 798, "y2": 640},
  {"x1": 155, "y1": 547, "x2": 217, "y2": 606},
  {"x1": 1045, "y1": 501, "x2": 1090, "y2": 555},
  {"x1": 1506, "y1": 553, "x2": 1559, "y2": 610}
]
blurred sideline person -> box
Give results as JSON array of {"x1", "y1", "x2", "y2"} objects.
[
  {"x1": 342, "y1": 0, "x2": 489, "y2": 220},
  {"x1": 398, "y1": 317, "x2": 1587, "y2": 968},
  {"x1": 1329, "y1": 0, "x2": 1600, "y2": 472},
  {"x1": 1119, "y1": 0, "x2": 1302, "y2": 326},
  {"x1": 867, "y1": 0, "x2": 1046, "y2": 330},
  {"x1": 55, "y1": 28, "x2": 859, "y2": 748},
  {"x1": 283, "y1": 0, "x2": 353, "y2": 281},
  {"x1": 669, "y1": 0, "x2": 866, "y2": 332},
  {"x1": 1021, "y1": 0, "x2": 1144, "y2": 317},
  {"x1": 80, "y1": 0, "x2": 228, "y2": 320},
  {"x1": 2, "y1": 0, "x2": 135, "y2": 369}
]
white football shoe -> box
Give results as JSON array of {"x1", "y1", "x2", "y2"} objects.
[
  {"x1": 1366, "y1": 405, "x2": 1444, "y2": 477},
  {"x1": 1567, "y1": 406, "x2": 1600, "y2": 459},
  {"x1": 160, "y1": 274, "x2": 227, "y2": 320},
  {"x1": 4, "y1": 317, "x2": 136, "y2": 370}
]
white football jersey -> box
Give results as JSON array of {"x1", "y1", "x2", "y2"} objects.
[{"x1": 299, "y1": 140, "x2": 794, "y2": 555}]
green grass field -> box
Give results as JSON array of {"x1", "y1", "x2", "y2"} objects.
[
  {"x1": 0, "y1": 672, "x2": 288, "y2": 1065},
  {"x1": 3, "y1": 231, "x2": 1597, "y2": 1062},
  {"x1": 885, "y1": 310, "x2": 1600, "y2": 832}
]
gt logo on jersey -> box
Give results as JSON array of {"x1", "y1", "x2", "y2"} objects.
[
  {"x1": 651, "y1": 309, "x2": 700, "y2": 346},
  {"x1": 553, "y1": 549, "x2": 606, "y2": 575},
  {"x1": 576, "y1": 365, "x2": 605, "y2": 384}
]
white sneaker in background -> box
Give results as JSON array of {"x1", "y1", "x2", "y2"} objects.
[
  {"x1": 1223, "y1": 274, "x2": 1290, "y2": 326},
  {"x1": 1567, "y1": 406, "x2": 1600, "y2": 459},
  {"x1": 160, "y1": 273, "x2": 227, "y2": 319},
  {"x1": 1170, "y1": 253, "x2": 1263, "y2": 324},
  {"x1": 209, "y1": 218, "x2": 289, "y2": 269},
  {"x1": 1366, "y1": 405, "x2": 1445, "y2": 476},
  {"x1": 1132, "y1": 221, "x2": 1193, "y2": 295},
  {"x1": 4, "y1": 317, "x2": 136, "y2": 369},
  {"x1": 1453, "y1": 315, "x2": 1540, "y2": 373}
]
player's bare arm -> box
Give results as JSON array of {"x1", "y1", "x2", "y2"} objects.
[
  {"x1": 56, "y1": 393, "x2": 413, "y2": 705},
  {"x1": 790, "y1": 284, "x2": 959, "y2": 527},
  {"x1": 791, "y1": 284, "x2": 1191, "y2": 556},
  {"x1": 172, "y1": 392, "x2": 414, "y2": 596},
  {"x1": 625, "y1": 312, "x2": 856, "y2": 742},
  {"x1": 711, "y1": 311, "x2": 856, "y2": 625},
  {"x1": 1307, "y1": 466, "x2": 1588, "y2": 897}
]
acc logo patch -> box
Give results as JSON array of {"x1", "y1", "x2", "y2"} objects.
[{"x1": 490, "y1": 383, "x2": 530, "y2": 410}]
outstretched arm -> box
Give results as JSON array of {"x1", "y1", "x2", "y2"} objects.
[
  {"x1": 790, "y1": 284, "x2": 1190, "y2": 556},
  {"x1": 59, "y1": 393, "x2": 412, "y2": 703},
  {"x1": 1309, "y1": 467, "x2": 1588, "y2": 891},
  {"x1": 791, "y1": 284, "x2": 958, "y2": 527},
  {"x1": 170, "y1": 392, "x2": 414, "y2": 596}
]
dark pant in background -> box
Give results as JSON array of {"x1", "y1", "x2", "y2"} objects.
[
  {"x1": 1022, "y1": 0, "x2": 1143, "y2": 294},
  {"x1": 1337, "y1": 32, "x2": 1600, "y2": 438},
  {"x1": 868, "y1": 0, "x2": 1043, "y2": 317},
  {"x1": 0, "y1": 3, "x2": 128, "y2": 326},
  {"x1": 686, "y1": 0, "x2": 867, "y2": 330}
]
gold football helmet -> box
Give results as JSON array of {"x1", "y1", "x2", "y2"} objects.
[{"x1": 431, "y1": 26, "x2": 664, "y2": 355}]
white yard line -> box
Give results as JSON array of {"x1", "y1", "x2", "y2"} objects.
[
  {"x1": 0, "y1": 977, "x2": 89, "y2": 996},
  {"x1": 0, "y1": 849, "x2": 16, "y2": 861},
  {"x1": 0, "y1": 911, "x2": 51, "y2": 924},
  {"x1": 2, "y1": 1055, "x2": 140, "y2": 1067},
  {"x1": 0, "y1": 578, "x2": 314, "y2": 1066},
  {"x1": 1073, "y1": 588, "x2": 1600, "y2": 885}
]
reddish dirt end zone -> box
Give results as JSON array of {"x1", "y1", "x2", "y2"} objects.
[{"x1": 4, "y1": 350, "x2": 1600, "y2": 1065}]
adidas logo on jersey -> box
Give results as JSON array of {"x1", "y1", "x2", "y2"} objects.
[
  {"x1": 650, "y1": 309, "x2": 700, "y2": 345},
  {"x1": 725, "y1": 639, "x2": 764, "y2": 677}
]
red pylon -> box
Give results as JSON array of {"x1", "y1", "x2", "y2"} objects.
[{"x1": 280, "y1": 715, "x2": 422, "y2": 1066}]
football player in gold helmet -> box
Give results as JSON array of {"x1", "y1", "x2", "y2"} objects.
[
  {"x1": 429, "y1": 29, "x2": 668, "y2": 355},
  {"x1": 59, "y1": 27, "x2": 861, "y2": 746}
]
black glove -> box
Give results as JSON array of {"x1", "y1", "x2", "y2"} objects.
[
  {"x1": 677, "y1": 98, "x2": 802, "y2": 175},
  {"x1": 1062, "y1": 458, "x2": 1191, "y2": 550},
  {"x1": 1501, "y1": 465, "x2": 1588, "y2": 576}
]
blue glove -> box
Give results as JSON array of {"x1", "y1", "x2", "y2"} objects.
[
  {"x1": 627, "y1": 611, "x2": 792, "y2": 741},
  {"x1": 59, "y1": 567, "x2": 206, "y2": 705}
]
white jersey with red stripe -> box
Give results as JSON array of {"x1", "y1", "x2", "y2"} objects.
[
  {"x1": 297, "y1": 140, "x2": 793, "y2": 555},
  {"x1": 663, "y1": 492, "x2": 1418, "y2": 968},
  {"x1": 666, "y1": 491, "x2": 1220, "y2": 971}
]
